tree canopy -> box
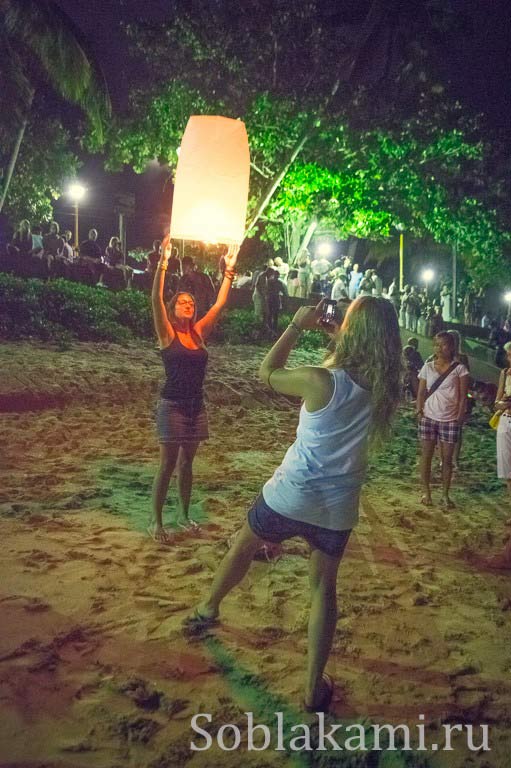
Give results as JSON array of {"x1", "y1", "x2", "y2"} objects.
[{"x1": 90, "y1": 0, "x2": 509, "y2": 286}]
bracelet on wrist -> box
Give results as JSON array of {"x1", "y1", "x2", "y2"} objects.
[{"x1": 158, "y1": 263, "x2": 168, "y2": 271}]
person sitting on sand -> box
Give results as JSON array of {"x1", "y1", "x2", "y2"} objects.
[
  {"x1": 149, "y1": 237, "x2": 239, "y2": 542},
  {"x1": 416, "y1": 332, "x2": 469, "y2": 508},
  {"x1": 184, "y1": 296, "x2": 402, "y2": 713}
]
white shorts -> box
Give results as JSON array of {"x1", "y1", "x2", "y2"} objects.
[{"x1": 497, "y1": 413, "x2": 511, "y2": 478}]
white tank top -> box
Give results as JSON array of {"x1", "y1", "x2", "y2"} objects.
[{"x1": 263, "y1": 368, "x2": 372, "y2": 531}]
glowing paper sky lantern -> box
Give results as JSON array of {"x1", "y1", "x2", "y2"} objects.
[{"x1": 170, "y1": 116, "x2": 250, "y2": 245}]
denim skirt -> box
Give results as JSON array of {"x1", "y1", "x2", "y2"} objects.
[{"x1": 156, "y1": 397, "x2": 209, "y2": 444}]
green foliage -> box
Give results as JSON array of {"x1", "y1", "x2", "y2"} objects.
[
  {"x1": 217, "y1": 307, "x2": 327, "y2": 351},
  {"x1": 217, "y1": 308, "x2": 257, "y2": 343},
  {"x1": 0, "y1": 274, "x2": 327, "y2": 354},
  {"x1": 0, "y1": 274, "x2": 152, "y2": 343},
  {"x1": 0, "y1": 116, "x2": 80, "y2": 223},
  {"x1": 88, "y1": 81, "x2": 222, "y2": 172}
]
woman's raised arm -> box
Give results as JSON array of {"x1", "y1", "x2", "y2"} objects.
[
  {"x1": 151, "y1": 235, "x2": 174, "y2": 348},
  {"x1": 195, "y1": 244, "x2": 239, "y2": 339}
]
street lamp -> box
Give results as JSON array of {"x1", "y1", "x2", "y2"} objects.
[
  {"x1": 504, "y1": 291, "x2": 511, "y2": 319},
  {"x1": 421, "y1": 268, "x2": 435, "y2": 299},
  {"x1": 68, "y1": 182, "x2": 86, "y2": 248},
  {"x1": 316, "y1": 241, "x2": 334, "y2": 258}
]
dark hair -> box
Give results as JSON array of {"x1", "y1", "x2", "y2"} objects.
[
  {"x1": 167, "y1": 291, "x2": 195, "y2": 319},
  {"x1": 166, "y1": 292, "x2": 207, "y2": 349},
  {"x1": 434, "y1": 331, "x2": 456, "y2": 360}
]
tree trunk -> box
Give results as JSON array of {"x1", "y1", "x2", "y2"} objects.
[
  {"x1": 0, "y1": 89, "x2": 34, "y2": 215},
  {"x1": 291, "y1": 219, "x2": 318, "y2": 265},
  {"x1": 245, "y1": 130, "x2": 312, "y2": 237},
  {"x1": 0, "y1": 118, "x2": 27, "y2": 214}
]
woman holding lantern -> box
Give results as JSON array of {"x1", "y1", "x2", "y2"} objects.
[{"x1": 149, "y1": 236, "x2": 239, "y2": 542}]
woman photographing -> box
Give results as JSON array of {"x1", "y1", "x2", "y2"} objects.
[
  {"x1": 185, "y1": 296, "x2": 402, "y2": 712},
  {"x1": 150, "y1": 237, "x2": 239, "y2": 542}
]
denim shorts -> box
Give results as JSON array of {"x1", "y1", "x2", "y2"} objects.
[
  {"x1": 247, "y1": 493, "x2": 351, "y2": 558},
  {"x1": 156, "y1": 397, "x2": 209, "y2": 444}
]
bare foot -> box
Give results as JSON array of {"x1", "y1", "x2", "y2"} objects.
[
  {"x1": 420, "y1": 494, "x2": 433, "y2": 507},
  {"x1": 304, "y1": 673, "x2": 334, "y2": 713}
]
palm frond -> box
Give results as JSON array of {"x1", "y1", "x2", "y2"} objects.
[
  {"x1": 1, "y1": 0, "x2": 111, "y2": 142},
  {"x1": 0, "y1": 29, "x2": 34, "y2": 125}
]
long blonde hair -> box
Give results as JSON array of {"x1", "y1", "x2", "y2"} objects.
[{"x1": 324, "y1": 296, "x2": 403, "y2": 442}]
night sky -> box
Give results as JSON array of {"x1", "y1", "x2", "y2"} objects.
[{"x1": 51, "y1": 0, "x2": 511, "y2": 250}]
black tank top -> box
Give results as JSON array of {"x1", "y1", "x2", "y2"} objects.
[{"x1": 160, "y1": 331, "x2": 208, "y2": 400}]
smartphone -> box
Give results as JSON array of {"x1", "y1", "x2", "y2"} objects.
[{"x1": 321, "y1": 299, "x2": 337, "y2": 325}]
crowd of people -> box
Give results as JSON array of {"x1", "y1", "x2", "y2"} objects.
[{"x1": 2, "y1": 219, "x2": 137, "y2": 289}]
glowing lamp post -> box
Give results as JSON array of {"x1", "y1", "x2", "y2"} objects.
[
  {"x1": 170, "y1": 116, "x2": 250, "y2": 245},
  {"x1": 316, "y1": 241, "x2": 334, "y2": 258},
  {"x1": 505, "y1": 291, "x2": 511, "y2": 319},
  {"x1": 68, "y1": 182, "x2": 86, "y2": 247},
  {"x1": 421, "y1": 268, "x2": 435, "y2": 299}
]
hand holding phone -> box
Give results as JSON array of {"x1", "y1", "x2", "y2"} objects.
[{"x1": 320, "y1": 299, "x2": 337, "y2": 326}]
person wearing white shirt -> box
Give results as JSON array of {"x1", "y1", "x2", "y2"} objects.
[
  {"x1": 440, "y1": 285, "x2": 452, "y2": 322},
  {"x1": 330, "y1": 268, "x2": 348, "y2": 301},
  {"x1": 372, "y1": 271, "x2": 383, "y2": 296},
  {"x1": 416, "y1": 331, "x2": 469, "y2": 509},
  {"x1": 273, "y1": 256, "x2": 289, "y2": 281}
]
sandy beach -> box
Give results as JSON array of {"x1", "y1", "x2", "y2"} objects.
[{"x1": 1, "y1": 339, "x2": 510, "y2": 767}]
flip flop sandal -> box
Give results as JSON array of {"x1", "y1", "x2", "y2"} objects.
[
  {"x1": 303, "y1": 673, "x2": 334, "y2": 714},
  {"x1": 420, "y1": 495, "x2": 433, "y2": 507},
  {"x1": 182, "y1": 608, "x2": 219, "y2": 636},
  {"x1": 146, "y1": 524, "x2": 172, "y2": 543}
]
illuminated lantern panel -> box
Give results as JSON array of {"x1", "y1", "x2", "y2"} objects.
[{"x1": 170, "y1": 116, "x2": 250, "y2": 245}]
